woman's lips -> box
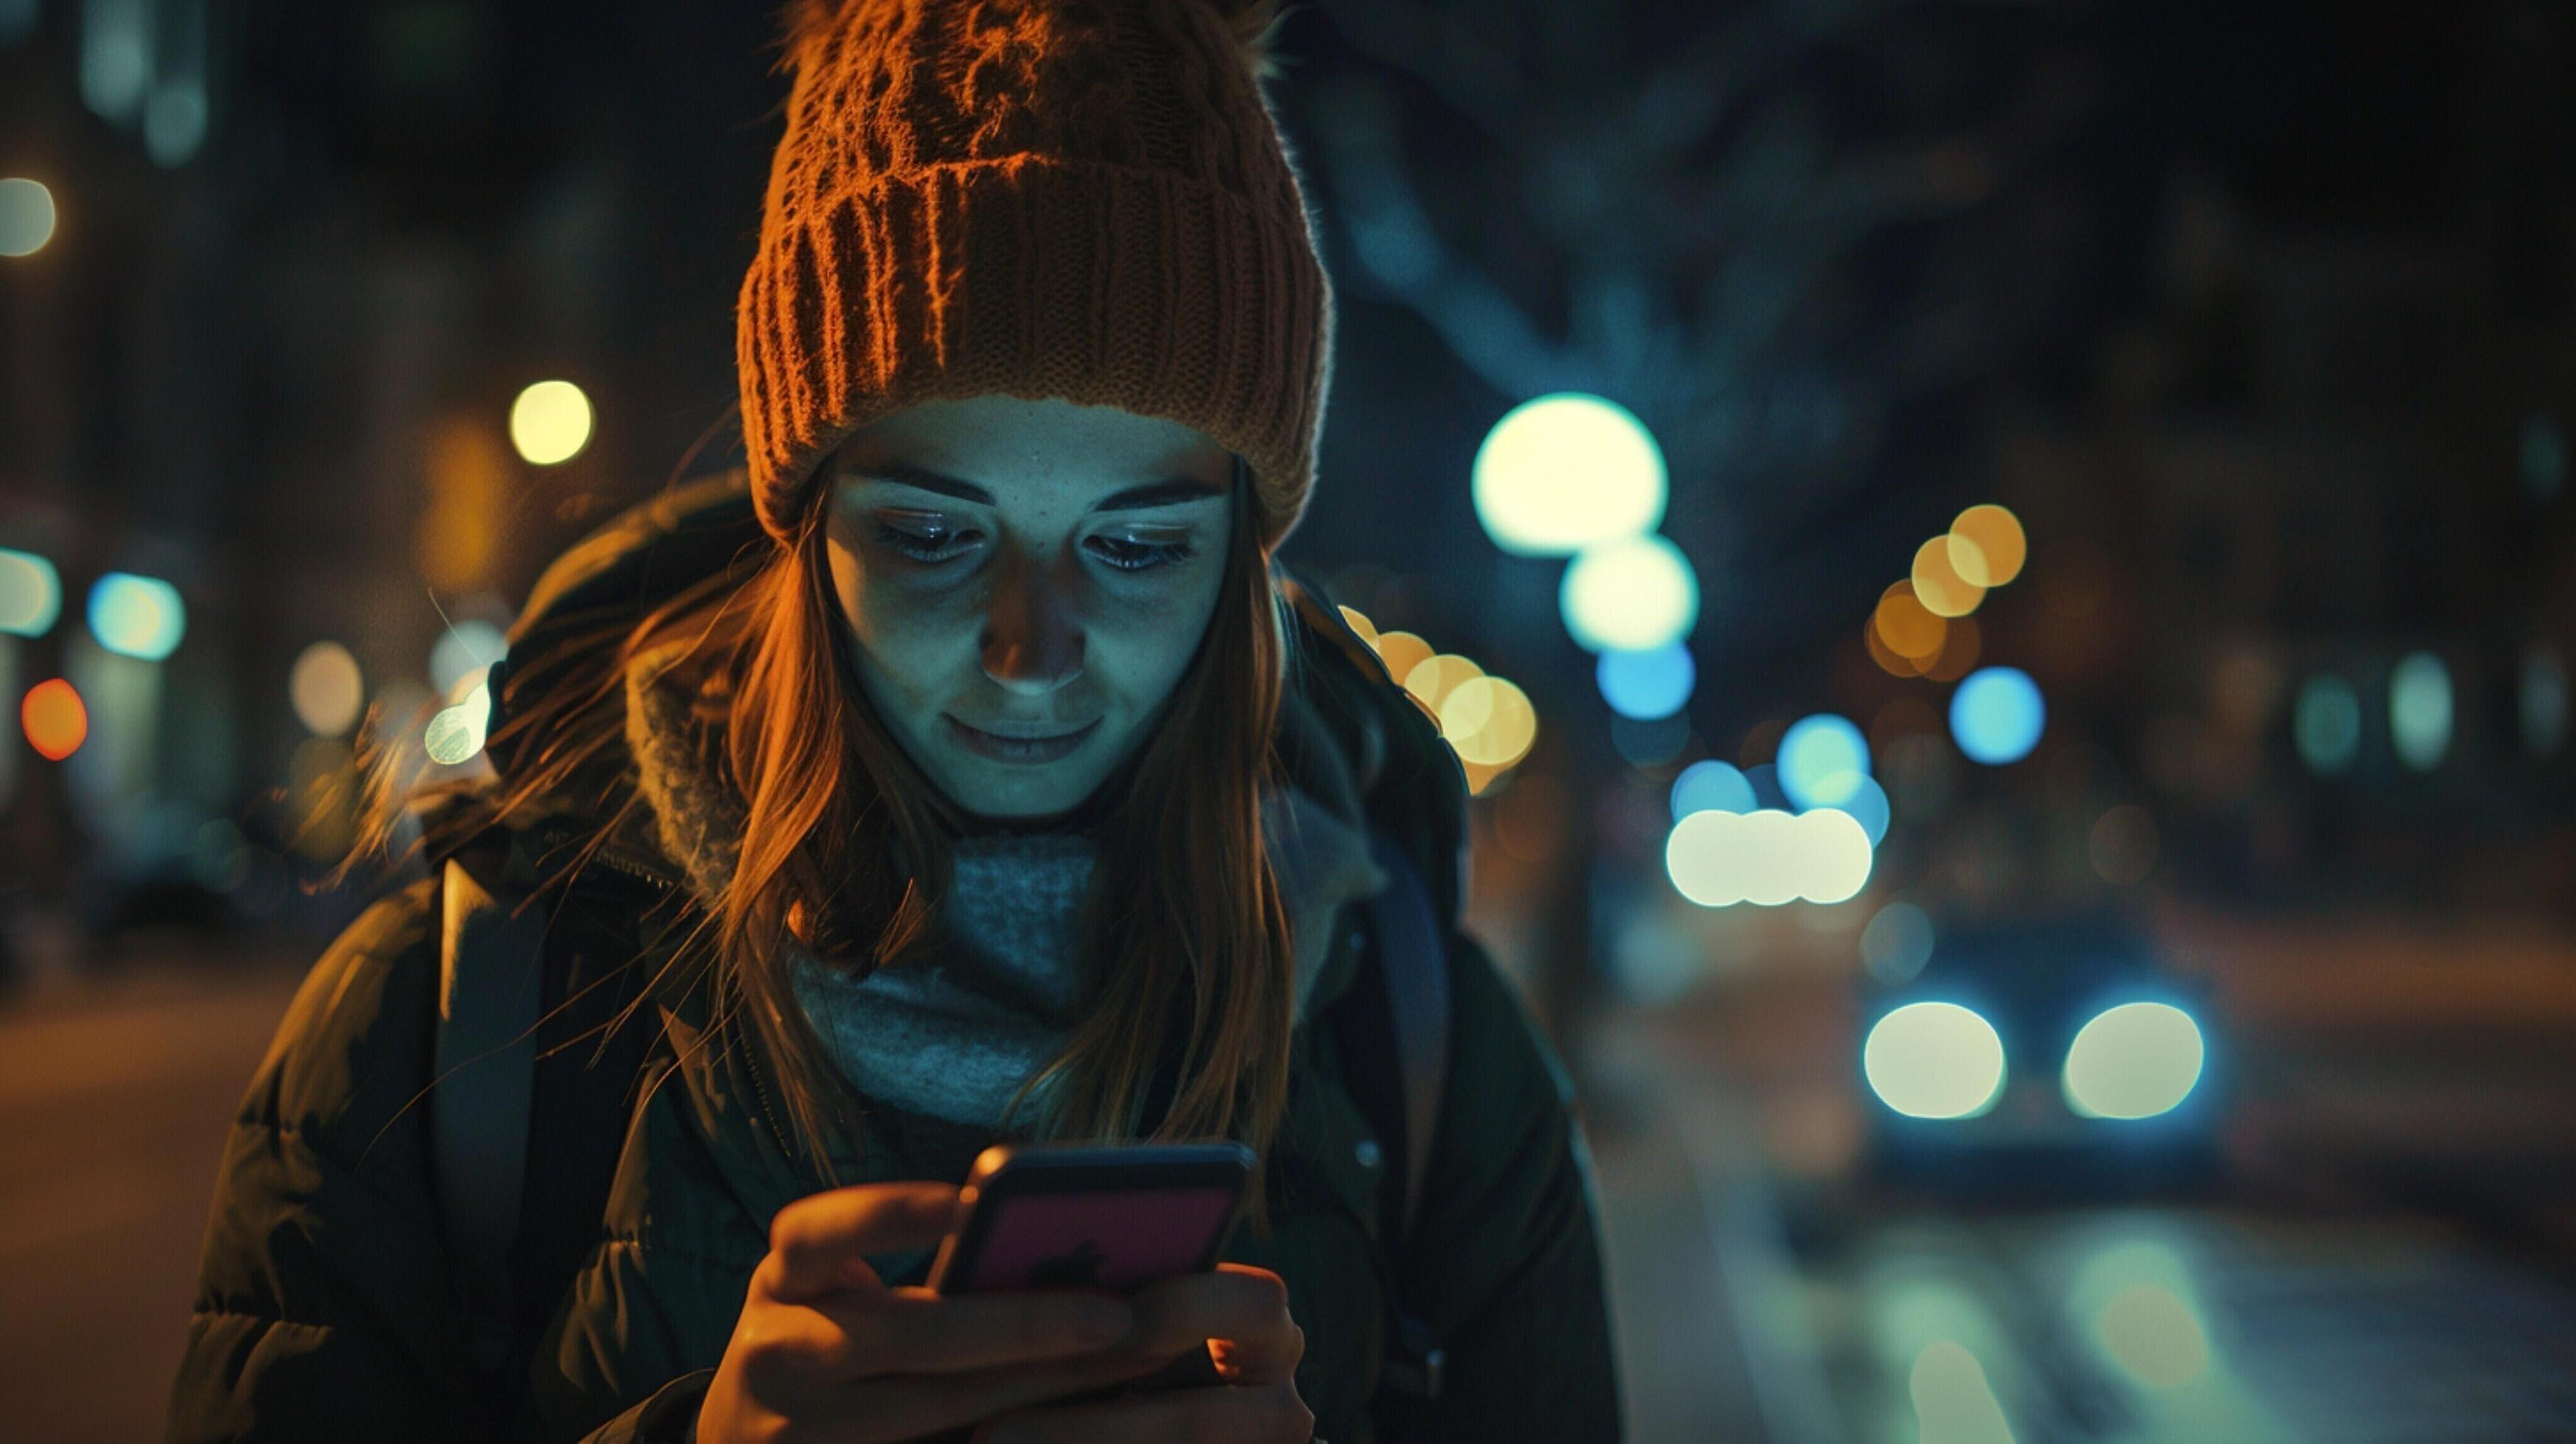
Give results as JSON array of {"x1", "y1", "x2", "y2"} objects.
[{"x1": 942, "y1": 714, "x2": 1101, "y2": 765}]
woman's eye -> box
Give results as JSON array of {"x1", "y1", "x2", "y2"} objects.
[
  {"x1": 873, "y1": 522, "x2": 976, "y2": 564},
  {"x1": 1089, "y1": 535, "x2": 1196, "y2": 572}
]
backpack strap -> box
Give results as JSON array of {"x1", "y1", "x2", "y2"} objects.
[{"x1": 432, "y1": 854, "x2": 548, "y2": 1377}]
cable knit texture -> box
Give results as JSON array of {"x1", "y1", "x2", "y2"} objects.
[
  {"x1": 737, "y1": 0, "x2": 1335, "y2": 553},
  {"x1": 621, "y1": 639, "x2": 1387, "y2": 1130}
]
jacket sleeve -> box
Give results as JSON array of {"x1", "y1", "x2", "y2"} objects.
[
  {"x1": 164, "y1": 881, "x2": 715, "y2": 1444},
  {"x1": 1373, "y1": 930, "x2": 1624, "y2": 1443}
]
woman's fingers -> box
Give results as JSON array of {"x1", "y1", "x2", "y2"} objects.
[
  {"x1": 760, "y1": 1182, "x2": 961, "y2": 1304},
  {"x1": 815, "y1": 1286, "x2": 1135, "y2": 1377},
  {"x1": 964, "y1": 1378, "x2": 1316, "y2": 1443},
  {"x1": 1118, "y1": 1263, "x2": 1302, "y2": 1383}
]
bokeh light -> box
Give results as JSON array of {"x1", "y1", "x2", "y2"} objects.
[
  {"x1": 0, "y1": 177, "x2": 55, "y2": 258},
  {"x1": 1373, "y1": 630, "x2": 1434, "y2": 688},
  {"x1": 86, "y1": 572, "x2": 186, "y2": 660},
  {"x1": 1471, "y1": 393, "x2": 1667, "y2": 555},
  {"x1": 1596, "y1": 642, "x2": 1694, "y2": 720},
  {"x1": 2524, "y1": 645, "x2": 2569, "y2": 758},
  {"x1": 1911, "y1": 536, "x2": 1987, "y2": 617},
  {"x1": 2063, "y1": 1002, "x2": 2205, "y2": 1120},
  {"x1": 1670, "y1": 759, "x2": 1757, "y2": 820},
  {"x1": 21, "y1": 677, "x2": 86, "y2": 760},
  {"x1": 430, "y1": 620, "x2": 508, "y2": 695},
  {"x1": 1923, "y1": 613, "x2": 1982, "y2": 682},
  {"x1": 1403, "y1": 652, "x2": 1484, "y2": 716},
  {"x1": 1779, "y1": 712, "x2": 1871, "y2": 810},
  {"x1": 1335, "y1": 604, "x2": 1380, "y2": 651},
  {"x1": 1441, "y1": 676, "x2": 1537, "y2": 768},
  {"x1": 1559, "y1": 534, "x2": 1698, "y2": 653},
  {"x1": 2388, "y1": 651, "x2": 2452, "y2": 771},
  {"x1": 1909, "y1": 1341, "x2": 2016, "y2": 1443},
  {"x1": 2071, "y1": 1241, "x2": 2214, "y2": 1391},
  {"x1": 1665, "y1": 807, "x2": 1873, "y2": 907},
  {"x1": 1864, "y1": 1001, "x2": 2007, "y2": 1119},
  {"x1": 1950, "y1": 667, "x2": 2045, "y2": 765},
  {"x1": 1819, "y1": 772, "x2": 1892, "y2": 847},
  {"x1": 0, "y1": 547, "x2": 61, "y2": 636},
  {"x1": 1861, "y1": 900, "x2": 1936, "y2": 985},
  {"x1": 289, "y1": 641, "x2": 365, "y2": 738},
  {"x1": 508, "y1": 379, "x2": 595, "y2": 466},
  {"x1": 1873, "y1": 581, "x2": 1948, "y2": 663},
  {"x1": 1946, "y1": 504, "x2": 2027, "y2": 588},
  {"x1": 2294, "y1": 674, "x2": 2362, "y2": 775}
]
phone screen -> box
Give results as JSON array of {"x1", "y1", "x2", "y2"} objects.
[{"x1": 947, "y1": 1185, "x2": 1239, "y2": 1294}]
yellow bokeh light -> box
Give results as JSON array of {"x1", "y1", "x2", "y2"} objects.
[
  {"x1": 1912, "y1": 536, "x2": 1987, "y2": 617},
  {"x1": 418, "y1": 418, "x2": 509, "y2": 592},
  {"x1": 1375, "y1": 630, "x2": 1435, "y2": 687},
  {"x1": 1404, "y1": 652, "x2": 1484, "y2": 715},
  {"x1": 1947, "y1": 504, "x2": 2026, "y2": 588},
  {"x1": 1444, "y1": 676, "x2": 1537, "y2": 768},
  {"x1": 289, "y1": 640, "x2": 365, "y2": 737},
  {"x1": 1867, "y1": 614, "x2": 1928, "y2": 678},
  {"x1": 509, "y1": 379, "x2": 594, "y2": 466},
  {"x1": 1873, "y1": 582, "x2": 1948, "y2": 660},
  {"x1": 1336, "y1": 604, "x2": 1380, "y2": 650}
]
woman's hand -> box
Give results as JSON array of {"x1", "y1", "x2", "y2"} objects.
[
  {"x1": 698, "y1": 1182, "x2": 1182, "y2": 1444},
  {"x1": 963, "y1": 1263, "x2": 1313, "y2": 1444}
]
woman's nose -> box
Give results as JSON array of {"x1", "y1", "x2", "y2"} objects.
[{"x1": 980, "y1": 547, "x2": 1084, "y2": 695}]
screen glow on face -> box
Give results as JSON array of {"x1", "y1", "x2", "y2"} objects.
[{"x1": 822, "y1": 395, "x2": 1236, "y2": 823}]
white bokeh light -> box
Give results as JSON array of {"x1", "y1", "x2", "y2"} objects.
[
  {"x1": 1473, "y1": 393, "x2": 1666, "y2": 555},
  {"x1": 1560, "y1": 534, "x2": 1698, "y2": 653}
]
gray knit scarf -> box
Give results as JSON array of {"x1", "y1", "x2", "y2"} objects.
[{"x1": 623, "y1": 641, "x2": 1387, "y2": 1132}]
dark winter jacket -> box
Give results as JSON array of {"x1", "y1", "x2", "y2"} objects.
[{"x1": 166, "y1": 478, "x2": 1621, "y2": 1443}]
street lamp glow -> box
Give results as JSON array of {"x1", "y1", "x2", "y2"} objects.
[
  {"x1": 87, "y1": 572, "x2": 186, "y2": 660},
  {"x1": 0, "y1": 177, "x2": 56, "y2": 258},
  {"x1": 1950, "y1": 666, "x2": 2044, "y2": 765},
  {"x1": 0, "y1": 547, "x2": 61, "y2": 635},
  {"x1": 1779, "y1": 712, "x2": 1870, "y2": 810},
  {"x1": 510, "y1": 379, "x2": 594, "y2": 466},
  {"x1": 2063, "y1": 1002, "x2": 2205, "y2": 1120},
  {"x1": 1864, "y1": 1002, "x2": 2007, "y2": 1120},
  {"x1": 1559, "y1": 534, "x2": 1698, "y2": 653},
  {"x1": 1473, "y1": 393, "x2": 1666, "y2": 555},
  {"x1": 2390, "y1": 651, "x2": 2452, "y2": 771}
]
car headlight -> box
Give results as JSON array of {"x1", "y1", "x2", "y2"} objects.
[
  {"x1": 2062, "y1": 1002, "x2": 2205, "y2": 1119},
  {"x1": 1864, "y1": 1002, "x2": 2007, "y2": 1119}
]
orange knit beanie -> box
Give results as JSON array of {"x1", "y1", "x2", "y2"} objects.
[{"x1": 737, "y1": 0, "x2": 1335, "y2": 553}]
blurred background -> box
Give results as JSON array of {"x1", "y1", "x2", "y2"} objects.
[{"x1": 4, "y1": 0, "x2": 2576, "y2": 1439}]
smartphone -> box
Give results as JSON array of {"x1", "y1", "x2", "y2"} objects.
[{"x1": 924, "y1": 1140, "x2": 1256, "y2": 1297}]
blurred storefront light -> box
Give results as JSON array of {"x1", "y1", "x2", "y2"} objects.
[
  {"x1": 1950, "y1": 667, "x2": 2044, "y2": 765},
  {"x1": 21, "y1": 676, "x2": 87, "y2": 760},
  {"x1": 1909, "y1": 1340, "x2": 2018, "y2": 1444},
  {"x1": 1666, "y1": 806, "x2": 1872, "y2": 907},
  {"x1": 1471, "y1": 393, "x2": 1666, "y2": 556},
  {"x1": 2293, "y1": 673, "x2": 2361, "y2": 774},
  {"x1": 1669, "y1": 758, "x2": 1756, "y2": 821},
  {"x1": 0, "y1": 547, "x2": 61, "y2": 634},
  {"x1": 86, "y1": 572, "x2": 185, "y2": 660},
  {"x1": 1818, "y1": 772, "x2": 1891, "y2": 847},
  {"x1": 1864, "y1": 1001, "x2": 2006, "y2": 1119},
  {"x1": 0, "y1": 177, "x2": 56, "y2": 257},
  {"x1": 510, "y1": 379, "x2": 595, "y2": 466},
  {"x1": 2062, "y1": 1002, "x2": 2205, "y2": 1119},
  {"x1": 1559, "y1": 533, "x2": 1698, "y2": 653},
  {"x1": 2388, "y1": 651, "x2": 2452, "y2": 771},
  {"x1": 1911, "y1": 535, "x2": 1987, "y2": 618},
  {"x1": 1946, "y1": 504, "x2": 2027, "y2": 589},
  {"x1": 80, "y1": 0, "x2": 151, "y2": 120},
  {"x1": 1779, "y1": 712, "x2": 1870, "y2": 810},
  {"x1": 1596, "y1": 641, "x2": 1694, "y2": 720},
  {"x1": 290, "y1": 640, "x2": 365, "y2": 738}
]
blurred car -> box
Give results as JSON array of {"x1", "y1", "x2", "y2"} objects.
[{"x1": 1857, "y1": 908, "x2": 2225, "y2": 1194}]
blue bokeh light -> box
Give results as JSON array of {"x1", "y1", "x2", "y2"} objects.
[
  {"x1": 1780, "y1": 713, "x2": 1870, "y2": 810},
  {"x1": 1951, "y1": 667, "x2": 2045, "y2": 765},
  {"x1": 87, "y1": 572, "x2": 186, "y2": 661},
  {"x1": 1598, "y1": 642, "x2": 1695, "y2": 720},
  {"x1": 1669, "y1": 759, "x2": 1756, "y2": 821},
  {"x1": 1815, "y1": 772, "x2": 1891, "y2": 847}
]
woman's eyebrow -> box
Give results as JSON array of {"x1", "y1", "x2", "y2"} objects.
[{"x1": 850, "y1": 463, "x2": 1223, "y2": 512}]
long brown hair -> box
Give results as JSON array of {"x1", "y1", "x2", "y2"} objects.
[{"x1": 360, "y1": 456, "x2": 1299, "y2": 1219}]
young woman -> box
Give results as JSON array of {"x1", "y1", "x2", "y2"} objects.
[{"x1": 169, "y1": 2, "x2": 1621, "y2": 1440}]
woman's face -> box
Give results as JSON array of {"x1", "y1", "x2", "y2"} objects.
[{"x1": 822, "y1": 394, "x2": 1236, "y2": 823}]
